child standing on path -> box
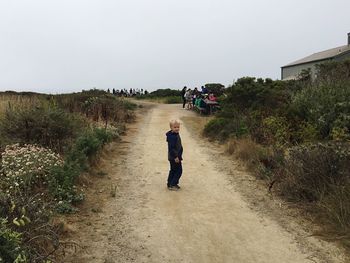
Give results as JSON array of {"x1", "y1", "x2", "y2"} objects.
[{"x1": 166, "y1": 119, "x2": 183, "y2": 191}]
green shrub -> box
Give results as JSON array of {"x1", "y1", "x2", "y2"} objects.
[
  {"x1": 224, "y1": 77, "x2": 292, "y2": 114},
  {"x1": 0, "y1": 184, "x2": 58, "y2": 262},
  {"x1": 93, "y1": 128, "x2": 114, "y2": 145},
  {"x1": 148, "y1": 89, "x2": 181, "y2": 97},
  {"x1": 203, "y1": 118, "x2": 229, "y2": 140},
  {"x1": 0, "y1": 218, "x2": 27, "y2": 263},
  {"x1": 292, "y1": 121, "x2": 319, "y2": 143},
  {"x1": 262, "y1": 116, "x2": 291, "y2": 147},
  {"x1": 75, "y1": 133, "x2": 101, "y2": 159},
  {"x1": 49, "y1": 160, "x2": 83, "y2": 203},
  {"x1": 204, "y1": 83, "x2": 225, "y2": 96},
  {"x1": 136, "y1": 89, "x2": 182, "y2": 103},
  {"x1": 121, "y1": 100, "x2": 137, "y2": 110},
  {"x1": 55, "y1": 200, "x2": 79, "y2": 214},
  {"x1": 291, "y1": 82, "x2": 350, "y2": 139},
  {"x1": 48, "y1": 128, "x2": 114, "y2": 206},
  {"x1": 204, "y1": 117, "x2": 248, "y2": 141}
]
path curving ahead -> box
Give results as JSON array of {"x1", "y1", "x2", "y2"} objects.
[{"x1": 63, "y1": 103, "x2": 344, "y2": 263}]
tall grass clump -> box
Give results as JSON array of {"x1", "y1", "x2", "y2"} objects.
[
  {"x1": 280, "y1": 143, "x2": 350, "y2": 202},
  {"x1": 280, "y1": 142, "x2": 350, "y2": 233}
]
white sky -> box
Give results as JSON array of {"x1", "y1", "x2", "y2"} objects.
[{"x1": 0, "y1": 0, "x2": 349, "y2": 93}]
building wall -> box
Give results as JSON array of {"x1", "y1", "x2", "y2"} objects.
[
  {"x1": 282, "y1": 52, "x2": 350, "y2": 80},
  {"x1": 282, "y1": 60, "x2": 329, "y2": 80}
]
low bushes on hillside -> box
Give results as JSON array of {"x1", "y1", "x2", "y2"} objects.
[
  {"x1": 0, "y1": 127, "x2": 117, "y2": 261},
  {"x1": 0, "y1": 89, "x2": 135, "y2": 262},
  {"x1": 164, "y1": 96, "x2": 182, "y2": 104},
  {"x1": 136, "y1": 88, "x2": 182, "y2": 104},
  {"x1": 204, "y1": 60, "x2": 350, "y2": 239},
  {"x1": 55, "y1": 90, "x2": 136, "y2": 124},
  {"x1": 0, "y1": 106, "x2": 84, "y2": 152}
]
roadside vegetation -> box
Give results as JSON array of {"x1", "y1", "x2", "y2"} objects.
[
  {"x1": 136, "y1": 88, "x2": 182, "y2": 104},
  {"x1": 0, "y1": 90, "x2": 135, "y2": 262},
  {"x1": 135, "y1": 84, "x2": 225, "y2": 105},
  {"x1": 204, "y1": 60, "x2": 350, "y2": 243}
]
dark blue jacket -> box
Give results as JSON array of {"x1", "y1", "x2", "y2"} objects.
[{"x1": 166, "y1": 130, "x2": 183, "y2": 161}]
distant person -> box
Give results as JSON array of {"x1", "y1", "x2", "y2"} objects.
[
  {"x1": 195, "y1": 95, "x2": 209, "y2": 114},
  {"x1": 181, "y1": 86, "x2": 187, "y2": 108},
  {"x1": 192, "y1": 87, "x2": 199, "y2": 106},
  {"x1": 201, "y1": 86, "x2": 208, "y2": 94},
  {"x1": 208, "y1": 92, "x2": 217, "y2": 102},
  {"x1": 185, "y1": 88, "x2": 193, "y2": 109},
  {"x1": 166, "y1": 119, "x2": 183, "y2": 191}
]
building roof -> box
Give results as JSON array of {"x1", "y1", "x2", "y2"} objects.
[{"x1": 282, "y1": 44, "x2": 350, "y2": 68}]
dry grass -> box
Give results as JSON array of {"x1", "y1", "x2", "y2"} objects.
[
  {"x1": 226, "y1": 137, "x2": 267, "y2": 163},
  {"x1": 225, "y1": 137, "x2": 277, "y2": 183},
  {"x1": 0, "y1": 93, "x2": 43, "y2": 115}
]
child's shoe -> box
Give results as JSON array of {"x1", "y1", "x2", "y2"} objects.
[{"x1": 168, "y1": 186, "x2": 178, "y2": 191}]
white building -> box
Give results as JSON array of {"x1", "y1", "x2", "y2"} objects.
[{"x1": 281, "y1": 33, "x2": 350, "y2": 80}]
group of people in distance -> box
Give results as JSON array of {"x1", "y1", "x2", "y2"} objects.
[
  {"x1": 107, "y1": 88, "x2": 148, "y2": 97},
  {"x1": 180, "y1": 86, "x2": 218, "y2": 113}
]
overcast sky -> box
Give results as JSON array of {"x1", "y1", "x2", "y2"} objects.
[{"x1": 0, "y1": 0, "x2": 349, "y2": 94}]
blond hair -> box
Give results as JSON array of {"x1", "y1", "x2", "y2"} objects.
[{"x1": 169, "y1": 119, "x2": 181, "y2": 128}]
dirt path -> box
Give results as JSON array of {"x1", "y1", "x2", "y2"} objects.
[{"x1": 61, "y1": 103, "x2": 345, "y2": 263}]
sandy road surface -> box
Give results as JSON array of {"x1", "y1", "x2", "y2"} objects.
[{"x1": 62, "y1": 103, "x2": 344, "y2": 263}]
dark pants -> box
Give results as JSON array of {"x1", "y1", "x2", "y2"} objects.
[
  {"x1": 182, "y1": 97, "x2": 186, "y2": 108},
  {"x1": 167, "y1": 161, "x2": 182, "y2": 187}
]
